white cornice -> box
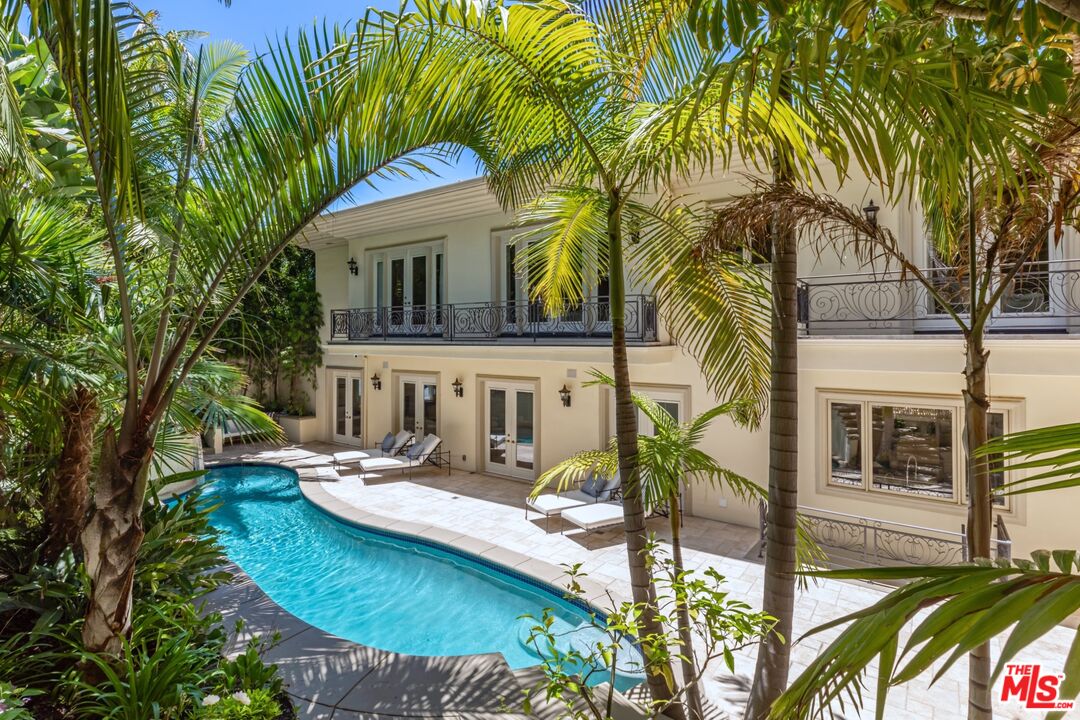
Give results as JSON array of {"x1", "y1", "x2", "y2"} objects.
[{"x1": 299, "y1": 177, "x2": 500, "y2": 248}]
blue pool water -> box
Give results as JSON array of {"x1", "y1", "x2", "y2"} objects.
[{"x1": 200, "y1": 464, "x2": 642, "y2": 682}]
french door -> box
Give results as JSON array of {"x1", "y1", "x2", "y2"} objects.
[
  {"x1": 498, "y1": 235, "x2": 608, "y2": 335},
  {"x1": 371, "y1": 245, "x2": 444, "y2": 336},
  {"x1": 918, "y1": 229, "x2": 1065, "y2": 332},
  {"x1": 399, "y1": 375, "x2": 438, "y2": 439},
  {"x1": 485, "y1": 381, "x2": 536, "y2": 480},
  {"x1": 332, "y1": 371, "x2": 364, "y2": 446}
]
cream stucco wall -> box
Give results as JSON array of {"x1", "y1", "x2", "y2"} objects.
[
  {"x1": 316, "y1": 337, "x2": 1080, "y2": 559},
  {"x1": 303, "y1": 171, "x2": 1080, "y2": 562}
]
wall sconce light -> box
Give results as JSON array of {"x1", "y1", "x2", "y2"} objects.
[
  {"x1": 559, "y1": 384, "x2": 572, "y2": 408},
  {"x1": 347, "y1": 257, "x2": 358, "y2": 276},
  {"x1": 371, "y1": 373, "x2": 381, "y2": 391},
  {"x1": 862, "y1": 199, "x2": 879, "y2": 228},
  {"x1": 452, "y1": 378, "x2": 464, "y2": 398}
]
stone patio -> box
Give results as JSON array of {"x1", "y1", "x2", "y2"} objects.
[{"x1": 208, "y1": 442, "x2": 1075, "y2": 720}]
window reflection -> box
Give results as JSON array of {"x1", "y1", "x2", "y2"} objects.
[
  {"x1": 871, "y1": 405, "x2": 954, "y2": 500},
  {"x1": 829, "y1": 402, "x2": 862, "y2": 487}
]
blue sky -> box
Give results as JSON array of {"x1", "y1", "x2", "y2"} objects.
[{"x1": 150, "y1": 0, "x2": 479, "y2": 207}]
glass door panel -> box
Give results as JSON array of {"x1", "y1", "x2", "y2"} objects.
[
  {"x1": 333, "y1": 372, "x2": 364, "y2": 446},
  {"x1": 335, "y1": 376, "x2": 347, "y2": 439},
  {"x1": 401, "y1": 381, "x2": 416, "y2": 435},
  {"x1": 350, "y1": 378, "x2": 363, "y2": 442},
  {"x1": 399, "y1": 376, "x2": 438, "y2": 440},
  {"x1": 390, "y1": 257, "x2": 406, "y2": 329},
  {"x1": 514, "y1": 390, "x2": 534, "y2": 471},
  {"x1": 422, "y1": 382, "x2": 437, "y2": 436},
  {"x1": 411, "y1": 255, "x2": 428, "y2": 326},
  {"x1": 488, "y1": 388, "x2": 508, "y2": 468}
]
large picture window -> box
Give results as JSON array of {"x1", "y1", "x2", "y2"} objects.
[{"x1": 823, "y1": 392, "x2": 1016, "y2": 510}]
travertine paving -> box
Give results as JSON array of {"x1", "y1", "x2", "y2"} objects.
[{"x1": 211, "y1": 442, "x2": 1076, "y2": 720}]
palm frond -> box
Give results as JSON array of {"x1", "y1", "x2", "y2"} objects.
[
  {"x1": 977, "y1": 422, "x2": 1080, "y2": 495},
  {"x1": 772, "y1": 553, "x2": 1080, "y2": 720}
]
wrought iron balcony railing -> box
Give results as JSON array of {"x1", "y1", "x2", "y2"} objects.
[
  {"x1": 798, "y1": 260, "x2": 1080, "y2": 335},
  {"x1": 329, "y1": 296, "x2": 659, "y2": 344}
]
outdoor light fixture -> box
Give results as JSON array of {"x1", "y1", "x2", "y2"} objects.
[
  {"x1": 863, "y1": 199, "x2": 879, "y2": 228},
  {"x1": 371, "y1": 373, "x2": 381, "y2": 391},
  {"x1": 559, "y1": 384, "x2": 572, "y2": 408},
  {"x1": 347, "y1": 257, "x2": 359, "y2": 276},
  {"x1": 452, "y1": 378, "x2": 464, "y2": 398}
]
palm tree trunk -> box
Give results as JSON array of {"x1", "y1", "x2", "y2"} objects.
[
  {"x1": 43, "y1": 385, "x2": 98, "y2": 560},
  {"x1": 963, "y1": 331, "x2": 992, "y2": 720},
  {"x1": 80, "y1": 425, "x2": 153, "y2": 655},
  {"x1": 747, "y1": 173, "x2": 799, "y2": 720},
  {"x1": 669, "y1": 490, "x2": 704, "y2": 720},
  {"x1": 607, "y1": 189, "x2": 683, "y2": 717}
]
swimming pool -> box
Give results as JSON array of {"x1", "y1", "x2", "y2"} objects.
[{"x1": 200, "y1": 464, "x2": 642, "y2": 683}]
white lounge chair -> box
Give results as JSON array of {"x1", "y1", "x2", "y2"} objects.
[
  {"x1": 526, "y1": 471, "x2": 620, "y2": 531},
  {"x1": 357, "y1": 434, "x2": 447, "y2": 476},
  {"x1": 332, "y1": 430, "x2": 414, "y2": 467},
  {"x1": 561, "y1": 502, "x2": 625, "y2": 543}
]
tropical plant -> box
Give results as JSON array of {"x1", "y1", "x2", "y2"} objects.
[
  {"x1": 522, "y1": 548, "x2": 774, "y2": 720},
  {"x1": 66, "y1": 632, "x2": 218, "y2": 720},
  {"x1": 684, "y1": 1, "x2": 1076, "y2": 714},
  {"x1": 5, "y1": 0, "x2": 483, "y2": 656},
  {"x1": 769, "y1": 552, "x2": 1080, "y2": 720},
  {"x1": 195, "y1": 688, "x2": 281, "y2": 720},
  {"x1": 0, "y1": 476, "x2": 283, "y2": 717},
  {"x1": 749, "y1": 367, "x2": 1080, "y2": 719},
  {"x1": 533, "y1": 369, "x2": 765, "y2": 718},
  {"x1": 0, "y1": 682, "x2": 38, "y2": 720},
  {"x1": 221, "y1": 245, "x2": 323, "y2": 415}
]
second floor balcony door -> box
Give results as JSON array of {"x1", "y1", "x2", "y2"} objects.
[
  {"x1": 919, "y1": 230, "x2": 1065, "y2": 333},
  {"x1": 371, "y1": 243, "x2": 445, "y2": 338},
  {"x1": 498, "y1": 235, "x2": 609, "y2": 337}
]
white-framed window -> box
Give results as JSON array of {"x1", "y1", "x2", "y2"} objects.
[
  {"x1": 822, "y1": 391, "x2": 1018, "y2": 511},
  {"x1": 605, "y1": 386, "x2": 688, "y2": 439}
]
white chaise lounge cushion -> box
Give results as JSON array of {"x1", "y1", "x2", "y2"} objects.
[
  {"x1": 333, "y1": 449, "x2": 374, "y2": 464},
  {"x1": 358, "y1": 434, "x2": 441, "y2": 472},
  {"x1": 561, "y1": 502, "x2": 624, "y2": 532},
  {"x1": 526, "y1": 490, "x2": 594, "y2": 516}
]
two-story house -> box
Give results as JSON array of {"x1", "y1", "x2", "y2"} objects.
[{"x1": 299, "y1": 165, "x2": 1080, "y2": 561}]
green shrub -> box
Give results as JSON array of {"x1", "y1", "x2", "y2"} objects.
[
  {"x1": 137, "y1": 490, "x2": 230, "y2": 602},
  {"x1": 195, "y1": 688, "x2": 280, "y2": 720},
  {"x1": 0, "y1": 487, "x2": 286, "y2": 719},
  {"x1": 217, "y1": 640, "x2": 284, "y2": 696},
  {"x1": 0, "y1": 682, "x2": 39, "y2": 720},
  {"x1": 65, "y1": 632, "x2": 217, "y2": 720}
]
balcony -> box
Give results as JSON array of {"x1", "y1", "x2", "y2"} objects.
[
  {"x1": 329, "y1": 296, "x2": 659, "y2": 344},
  {"x1": 798, "y1": 260, "x2": 1080, "y2": 336}
]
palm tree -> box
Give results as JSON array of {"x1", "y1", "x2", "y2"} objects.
[
  {"x1": 8, "y1": 0, "x2": 485, "y2": 655},
  {"x1": 704, "y1": 102, "x2": 1080, "y2": 714},
  {"x1": 682, "y1": 2, "x2": 1069, "y2": 714},
  {"x1": 534, "y1": 370, "x2": 765, "y2": 720},
  {"x1": 328, "y1": 2, "x2": 845, "y2": 705}
]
